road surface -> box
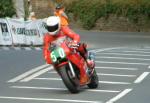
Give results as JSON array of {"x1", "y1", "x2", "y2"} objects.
[{"x1": 0, "y1": 31, "x2": 150, "y2": 103}]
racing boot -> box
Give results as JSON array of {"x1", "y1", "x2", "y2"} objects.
[
  {"x1": 85, "y1": 52, "x2": 95, "y2": 77},
  {"x1": 87, "y1": 59, "x2": 95, "y2": 69},
  {"x1": 86, "y1": 52, "x2": 95, "y2": 69}
]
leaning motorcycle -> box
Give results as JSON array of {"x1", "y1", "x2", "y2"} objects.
[{"x1": 49, "y1": 38, "x2": 99, "y2": 93}]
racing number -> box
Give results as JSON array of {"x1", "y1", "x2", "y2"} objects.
[
  {"x1": 59, "y1": 48, "x2": 65, "y2": 58},
  {"x1": 50, "y1": 48, "x2": 65, "y2": 62},
  {"x1": 51, "y1": 52, "x2": 57, "y2": 62}
]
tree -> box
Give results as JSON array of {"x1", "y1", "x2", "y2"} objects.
[{"x1": 0, "y1": 0, "x2": 16, "y2": 18}]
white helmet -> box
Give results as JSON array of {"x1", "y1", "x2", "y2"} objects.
[{"x1": 46, "y1": 16, "x2": 61, "y2": 35}]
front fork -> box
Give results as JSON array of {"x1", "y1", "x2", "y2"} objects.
[
  {"x1": 54, "y1": 60, "x2": 76, "y2": 78},
  {"x1": 68, "y1": 61, "x2": 76, "y2": 78}
]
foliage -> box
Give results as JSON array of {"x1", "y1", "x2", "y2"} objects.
[
  {"x1": 0, "y1": 0, "x2": 16, "y2": 18},
  {"x1": 66, "y1": 0, "x2": 150, "y2": 29}
]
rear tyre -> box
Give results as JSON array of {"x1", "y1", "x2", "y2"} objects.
[
  {"x1": 87, "y1": 69, "x2": 99, "y2": 89},
  {"x1": 57, "y1": 64, "x2": 80, "y2": 93}
]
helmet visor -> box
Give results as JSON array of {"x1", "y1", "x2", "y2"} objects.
[{"x1": 47, "y1": 24, "x2": 59, "y2": 32}]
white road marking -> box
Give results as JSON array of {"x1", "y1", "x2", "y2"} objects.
[
  {"x1": 20, "y1": 66, "x2": 53, "y2": 82},
  {"x1": 24, "y1": 47, "x2": 32, "y2": 50},
  {"x1": 134, "y1": 72, "x2": 150, "y2": 83},
  {"x1": 90, "y1": 47, "x2": 124, "y2": 53},
  {"x1": 47, "y1": 72, "x2": 136, "y2": 77},
  {"x1": 99, "y1": 81, "x2": 131, "y2": 85},
  {"x1": 120, "y1": 50, "x2": 150, "y2": 54},
  {"x1": 128, "y1": 48, "x2": 150, "y2": 51},
  {"x1": 96, "y1": 56, "x2": 150, "y2": 61},
  {"x1": 97, "y1": 73, "x2": 136, "y2": 77},
  {"x1": 33, "y1": 77, "x2": 61, "y2": 80},
  {"x1": 106, "y1": 89, "x2": 132, "y2": 103},
  {"x1": 92, "y1": 47, "x2": 150, "y2": 53},
  {"x1": 33, "y1": 77, "x2": 131, "y2": 85},
  {"x1": 7, "y1": 64, "x2": 49, "y2": 83},
  {"x1": 14, "y1": 47, "x2": 21, "y2": 50},
  {"x1": 87, "y1": 89, "x2": 119, "y2": 93},
  {"x1": 0, "y1": 96, "x2": 100, "y2": 103},
  {"x1": 95, "y1": 61, "x2": 148, "y2": 65},
  {"x1": 95, "y1": 67, "x2": 138, "y2": 70},
  {"x1": 96, "y1": 52, "x2": 150, "y2": 57},
  {"x1": 35, "y1": 47, "x2": 42, "y2": 50},
  {"x1": 11, "y1": 86, "x2": 120, "y2": 93}
]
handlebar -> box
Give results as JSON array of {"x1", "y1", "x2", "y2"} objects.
[{"x1": 68, "y1": 41, "x2": 79, "y2": 49}]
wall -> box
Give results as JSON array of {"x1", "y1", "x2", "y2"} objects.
[{"x1": 30, "y1": 0, "x2": 54, "y2": 18}]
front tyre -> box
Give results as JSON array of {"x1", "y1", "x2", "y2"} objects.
[
  {"x1": 87, "y1": 69, "x2": 99, "y2": 89},
  {"x1": 57, "y1": 64, "x2": 80, "y2": 93}
]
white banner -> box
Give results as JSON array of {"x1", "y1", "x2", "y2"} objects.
[
  {"x1": 36, "y1": 19, "x2": 48, "y2": 37},
  {"x1": 35, "y1": 19, "x2": 48, "y2": 45},
  {"x1": 6, "y1": 18, "x2": 26, "y2": 45},
  {"x1": 0, "y1": 19, "x2": 12, "y2": 45},
  {"x1": 0, "y1": 18, "x2": 47, "y2": 46},
  {"x1": 25, "y1": 20, "x2": 43, "y2": 45}
]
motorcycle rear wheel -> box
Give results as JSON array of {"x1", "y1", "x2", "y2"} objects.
[
  {"x1": 57, "y1": 64, "x2": 80, "y2": 93},
  {"x1": 87, "y1": 69, "x2": 99, "y2": 89}
]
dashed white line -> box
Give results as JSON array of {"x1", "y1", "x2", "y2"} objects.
[
  {"x1": 96, "y1": 56, "x2": 150, "y2": 61},
  {"x1": 7, "y1": 64, "x2": 49, "y2": 83},
  {"x1": 96, "y1": 52, "x2": 150, "y2": 57},
  {"x1": 20, "y1": 66, "x2": 53, "y2": 82},
  {"x1": 11, "y1": 86, "x2": 120, "y2": 93},
  {"x1": 24, "y1": 47, "x2": 32, "y2": 50},
  {"x1": 134, "y1": 72, "x2": 150, "y2": 83},
  {"x1": 87, "y1": 89, "x2": 119, "y2": 93},
  {"x1": 97, "y1": 73, "x2": 136, "y2": 77},
  {"x1": 33, "y1": 77, "x2": 131, "y2": 85},
  {"x1": 96, "y1": 61, "x2": 148, "y2": 65},
  {"x1": 99, "y1": 81, "x2": 131, "y2": 85},
  {"x1": 14, "y1": 47, "x2": 21, "y2": 50},
  {"x1": 33, "y1": 77, "x2": 61, "y2": 80},
  {"x1": 11, "y1": 86, "x2": 67, "y2": 90},
  {"x1": 35, "y1": 47, "x2": 42, "y2": 50},
  {"x1": 95, "y1": 67, "x2": 138, "y2": 70},
  {"x1": 106, "y1": 89, "x2": 132, "y2": 103},
  {"x1": 128, "y1": 48, "x2": 150, "y2": 51},
  {"x1": 48, "y1": 71, "x2": 136, "y2": 77},
  {"x1": 47, "y1": 71, "x2": 136, "y2": 77},
  {"x1": 91, "y1": 47, "x2": 124, "y2": 53},
  {"x1": 120, "y1": 50, "x2": 150, "y2": 54},
  {"x1": 0, "y1": 96, "x2": 100, "y2": 103}
]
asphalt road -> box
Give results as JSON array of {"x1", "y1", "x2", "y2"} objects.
[{"x1": 0, "y1": 31, "x2": 150, "y2": 103}]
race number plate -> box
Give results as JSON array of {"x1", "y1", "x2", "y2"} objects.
[{"x1": 50, "y1": 47, "x2": 66, "y2": 62}]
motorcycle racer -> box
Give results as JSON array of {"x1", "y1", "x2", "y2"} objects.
[{"x1": 43, "y1": 16, "x2": 95, "y2": 85}]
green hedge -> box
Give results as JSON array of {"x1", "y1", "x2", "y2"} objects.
[
  {"x1": 0, "y1": 0, "x2": 16, "y2": 18},
  {"x1": 67, "y1": 0, "x2": 150, "y2": 29}
]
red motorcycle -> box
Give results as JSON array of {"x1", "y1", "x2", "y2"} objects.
[{"x1": 49, "y1": 38, "x2": 99, "y2": 93}]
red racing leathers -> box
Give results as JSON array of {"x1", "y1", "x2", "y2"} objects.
[
  {"x1": 43, "y1": 26, "x2": 80, "y2": 64},
  {"x1": 43, "y1": 26, "x2": 89, "y2": 84}
]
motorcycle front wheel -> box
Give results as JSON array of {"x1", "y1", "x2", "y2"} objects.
[{"x1": 57, "y1": 64, "x2": 80, "y2": 93}]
